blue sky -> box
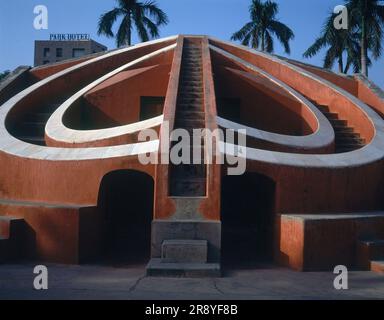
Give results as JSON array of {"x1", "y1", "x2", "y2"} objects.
[{"x1": 0, "y1": 0, "x2": 383, "y2": 88}]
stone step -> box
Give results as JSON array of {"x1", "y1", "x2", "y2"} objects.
[
  {"x1": 161, "y1": 240, "x2": 208, "y2": 263},
  {"x1": 330, "y1": 119, "x2": 348, "y2": 126},
  {"x1": 178, "y1": 97, "x2": 203, "y2": 104},
  {"x1": 177, "y1": 106, "x2": 203, "y2": 113},
  {"x1": 180, "y1": 79, "x2": 202, "y2": 85},
  {"x1": 183, "y1": 51, "x2": 201, "y2": 56},
  {"x1": 176, "y1": 110, "x2": 205, "y2": 119},
  {"x1": 179, "y1": 91, "x2": 203, "y2": 98},
  {"x1": 179, "y1": 84, "x2": 203, "y2": 92},
  {"x1": 178, "y1": 92, "x2": 203, "y2": 99},
  {"x1": 183, "y1": 46, "x2": 201, "y2": 50},
  {"x1": 323, "y1": 112, "x2": 339, "y2": 120},
  {"x1": 335, "y1": 147, "x2": 357, "y2": 153},
  {"x1": 316, "y1": 104, "x2": 329, "y2": 112},
  {"x1": 181, "y1": 72, "x2": 202, "y2": 78},
  {"x1": 182, "y1": 69, "x2": 202, "y2": 75},
  {"x1": 146, "y1": 258, "x2": 220, "y2": 277},
  {"x1": 177, "y1": 128, "x2": 207, "y2": 143},
  {"x1": 370, "y1": 260, "x2": 384, "y2": 273},
  {"x1": 175, "y1": 119, "x2": 205, "y2": 129},
  {"x1": 183, "y1": 62, "x2": 202, "y2": 68},
  {"x1": 183, "y1": 58, "x2": 202, "y2": 63},
  {"x1": 336, "y1": 131, "x2": 361, "y2": 139},
  {"x1": 335, "y1": 137, "x2": 365, "y2": 144},
  {"x1": 182, "y1": 64, "x2": 202, "y2": 69},
  {"x1": 336, "y1": 142, "x2": 365, "y2": 149},
  {"x1": 169, "y1": 144, "x2": 206, "y2": 161},
  {"x1": 181, "y1": 77, "x2": 202, "y2": 84},
  {"x1": 333, "y1": 126, "x2": 354, "y2": 133}
]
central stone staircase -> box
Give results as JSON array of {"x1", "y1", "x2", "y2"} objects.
[
  {"x1": 169, "y1": 38, "x2": 207, "y2": 197},
  {"x1": 147, "y1": 38, "x2": 220, "y2": 277}
]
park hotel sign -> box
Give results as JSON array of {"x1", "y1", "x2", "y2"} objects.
[{"x1": 49, "y1": 33, "x2": 90, "y2": 41}]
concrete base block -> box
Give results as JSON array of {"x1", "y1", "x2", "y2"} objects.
[
  {"x1": 275, "y1": 212, "x2": 384, "y2": 271},
  {"x1": 146, "y1": 258, "x2": 221, "y2": 277},
  {"x1": 151, "y1": 220, "x2": 221, "y2": 263},
  {"x1": 162, "y1": 239, "x2": 207, "y2": 263}
]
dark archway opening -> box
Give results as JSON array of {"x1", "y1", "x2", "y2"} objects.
[
  {"x1": 98, "y1": 170, "x2": 154, "y2": 265},
  {"x1": 221, "y1": 173, "x2": 276, "y2": 269}
]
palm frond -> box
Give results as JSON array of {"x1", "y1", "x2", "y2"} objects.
[
  {"x1": 264, "y1": 30, "x2": 274, "y2": 52},
  {"x1": 97, "y1": 8, "x2": 123, "y2": 37},
  {"x1": 142, "y1": 16, "x2": 160, "y2": 38},
  {"x1": 116, "y1": 14, "x2": 130, "y2": 47},
  {"x1": 132, "y1": 7, "x2": 150, "y2": 42},
  {"x1": 323, "y1": 45, "x2": 339, "y2": 69},
  {"x1": 142, "y1": 1, "x2": 169, "y2": 26},
  {"x1": 231, "y1": 22, "x2": 254, "y2": 41},
  {"x1": 303, "y1": 37, "x2": 327, "y2": 58},
  {"x1": 269, "y1": 20, "x2": 294, "y2": 54},
  {"x1": 264, "y1": 1, "x2": 278, "y2": 20}
]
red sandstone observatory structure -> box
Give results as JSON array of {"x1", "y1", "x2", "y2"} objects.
[{"x1": 0, "y1": 35, "x2": 384, "y2": 275}]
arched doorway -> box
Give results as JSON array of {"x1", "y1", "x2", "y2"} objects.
[
  {"x1": 221, "y1": 172, "x2": 276, "y2": 269},
  {"x1": 98, "y1": 170, "x2": 154, "y2": 265}
]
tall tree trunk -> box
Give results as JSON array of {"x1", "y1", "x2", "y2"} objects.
[
  {"x1": 127, "y1": 13, "x2": 132, "y2": 46},
  {"x1": 344, "y1": 59, "x2": 351, "y2": 74},
  {"x1": 338, "y1": 55, "x2": 344, "y2": 73},
  {"x1": 360, "y1": 9, "x2": 368, "y2": 76},
  {"x1": 261, "y1": 30, "x2": 265, "y2": 51}
]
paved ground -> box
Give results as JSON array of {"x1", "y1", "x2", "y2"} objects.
[{"x1": 0, "y1": 262, "x2": 383, "y2": 300}]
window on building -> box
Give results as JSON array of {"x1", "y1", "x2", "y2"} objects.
[
  {"x1": 56, "y1": 48, "x2": 63, "y2": 57},
  {"x1": 43, "y1": 48, "x2": 50, "y2": 57},
  {"x1": 43, "y1": 60, "x2": 50, "y2": 65},
  {"x1": 72, "y1": 48, "x2": 85, "y2": 58}
]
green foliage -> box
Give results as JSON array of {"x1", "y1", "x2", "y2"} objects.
[
  {"x1": 303, "y1": 11, "x2": 363, "y2": 74},
  {"x1": 97, "y1": 0, "x2": 169, "y2": 47},
  {"x1": 345, "y1": 0, "x2": 384, "y2": 75},
  {"x1": 231, "y1": 0, "x2": 294, "y2": 54}
]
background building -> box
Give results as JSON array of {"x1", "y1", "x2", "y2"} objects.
[{"x1": 34, "y1": 35, "x2": 107, "y2": 66}]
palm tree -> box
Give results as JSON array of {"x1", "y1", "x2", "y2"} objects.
[
  {"x1": 346, "y1": 0, "x2": 384, "y2": 76},
  {"x1": 231, "y1": 0, "x2": 294, "y2": 54},
  {"x1": 303, "y1": 12, "x2": 364, "y2": 74},
  {"x1": 97, "y1": 0, "x2": 169, "y2": 47}
]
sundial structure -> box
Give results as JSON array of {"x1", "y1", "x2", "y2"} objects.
[{"x1": 0, "y1": 35, "x2": 383, "y2": 275}]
